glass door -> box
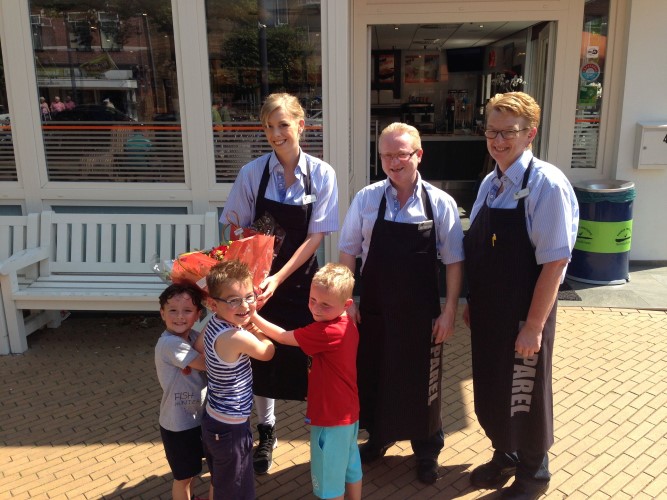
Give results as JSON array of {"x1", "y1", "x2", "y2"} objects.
[{"x1": 368, "y1": 21, "x2": 557, "y2": 221}]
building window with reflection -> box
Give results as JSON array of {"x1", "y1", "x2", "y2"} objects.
[
  {"x1": 571, "y1": 0, "x2": 609, "y2": 169},
  {"x1": 29, "y1": 0, "x2": 183, "y2": 183},
  {"x1": 0, "y1": 39, "x2": 17, "y2": 182},
  {"x1": 205, "y1": 0, "x2": 323, "y2": 182}
]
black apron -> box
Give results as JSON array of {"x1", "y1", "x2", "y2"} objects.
[
  {"x1": 251, "y1": 156, "x2": 317, "y2": 401},
  {"x1": 357, "y1": 188, "x2": 443, "y2": 443},
  {"x1": 463, "y1": 161, "x2": 555, "y2": 455}
]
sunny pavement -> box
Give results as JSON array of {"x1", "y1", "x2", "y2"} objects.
[{"x1": 1, "y1": 304, "x2": 666, "y2": 499}]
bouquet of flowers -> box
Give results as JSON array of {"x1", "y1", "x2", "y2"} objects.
[
  {"x1": 154, "y1": 234, "x2": 275, "y2": 291},
  {"x1": 227, "y1": 211, "x2": 286, "y2": 259}
]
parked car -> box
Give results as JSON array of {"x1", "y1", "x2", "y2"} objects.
[{"x1": 53, "y1": 104, "x2": 134, "y2": 122}]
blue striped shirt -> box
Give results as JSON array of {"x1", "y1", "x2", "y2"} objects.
[
  {"x1": 469, "y1": 150, "x2": 579, "y2": 265},
  {"x1": 221, "y1": 150, "x2": 339, "y2": 235},
  {"x1": 204, "y1": 315, "x2": 253, "y2": 420},
  {"x1": 338, "y1": 173, "x2": 465, "y2": 271}
]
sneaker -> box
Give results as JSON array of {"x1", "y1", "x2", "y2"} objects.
[
  {"x1": 253, "y1": 423, "x2": 277, "y2": 475},
  {"x1": 470, "y1": 460, "x2": 517, "y2": 489}
]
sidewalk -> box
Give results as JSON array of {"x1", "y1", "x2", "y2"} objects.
[{"x1": 1, "y1": 301, "x2": 666, "y2": 499}]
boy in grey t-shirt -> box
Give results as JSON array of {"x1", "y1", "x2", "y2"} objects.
[{"x1": 155, "y1": 283, "x2": 210, "y2": 500}]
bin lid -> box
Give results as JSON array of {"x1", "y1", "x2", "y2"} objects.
[{"x1": 573, "y1": 180, "x2": 635, "y2": 193}]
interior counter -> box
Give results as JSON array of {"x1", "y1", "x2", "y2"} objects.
[{"x1": 418, "y1": 135, "x2": 488, "y2": 181}]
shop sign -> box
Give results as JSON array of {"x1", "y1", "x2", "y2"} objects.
[
  {"x1": 580, "y1": 62, "x2": 600, "y2": 82},
  {"x1": 586, "y1": 46, "x2": 600, "y2": 58}
]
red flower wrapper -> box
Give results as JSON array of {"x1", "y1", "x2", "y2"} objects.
[
  {"x1": 170, "y1": 251, "x2": 220, "y2": 289},
  {"x1": 226, "y1": 234, "x2": 275, "y2": 289},
  {"x1": 153, "y1": 237, "x2": 274, "y2": 292}
]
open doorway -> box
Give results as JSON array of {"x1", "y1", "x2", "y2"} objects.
[{"x1": 369, "y1": 21, "x2": 556, "y2": 226}]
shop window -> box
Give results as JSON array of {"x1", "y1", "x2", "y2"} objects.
[
  {"x1": 0, "y1": 39, "x2": 17, "y2": 182},
  {"x1": 99, "y1": 12, "x2": 122, "y2": 51},
  {"x1": 571, "y1": 0, "x2": 610, "y2": 169},
  {"x1": 29, "y1": 0, "x2": 183, "y2": 183},
  {"x1": 68, "y1": 14, "x2": 93, "y2": 51},
  {"x1": 206, "y1": 0, "x2": 323, "y2": 182},
  {"x1": 30, "y1": 14, "x2": 46, "y2": 50}
]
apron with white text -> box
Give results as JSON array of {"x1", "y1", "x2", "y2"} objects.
[
  {"x1": 463, "y1": 161, "x2": 555, "y2": 454},
  {"x1": 358, "y1": 189, "x2": 443, "y2": 443}
]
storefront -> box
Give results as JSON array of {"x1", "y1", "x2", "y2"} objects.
[{"x1": 0, "y1": 0, "x2": 666, "y2": 261}]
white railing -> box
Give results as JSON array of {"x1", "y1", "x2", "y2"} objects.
[
  {"x1": 214, "y1": 121, "x2": 324, "y2": 182},
  {"x1": 0, "y1": 125, "x2": 17, "y2": 181},
  {"x1": 571, "y1": 112, "x2": 600, "y2": 169},
  {"x1": 42, "y1": 122, "x2": 185, "y2": 182},
  {"x1": 36, "y1": 120, "x2": 324, "y2": 183}
]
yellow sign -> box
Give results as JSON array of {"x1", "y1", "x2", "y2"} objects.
[{"x1": 80, "y1": 52, "x2": 118, "y2": 75}]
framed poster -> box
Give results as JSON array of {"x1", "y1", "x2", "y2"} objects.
[
  {"x1": 404, "y1": 55, "x2": 421, "y2": 83},
  {"x1": 423, "y1": 54, "x2": 439, "y2": 83},
  {"x1": 404, "y1": 53, "x2": 439, "y2": 83},
  {"x1": 372, "y1": 50, "x2": 401, "y2": 98}
]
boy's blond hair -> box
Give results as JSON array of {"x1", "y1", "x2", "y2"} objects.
[
  {"x1": 206, "y1": 260, "x2": 253, "y2": 297},
  {"x1": 311, "y1": 263, "x2": 355, "y2": 303}
]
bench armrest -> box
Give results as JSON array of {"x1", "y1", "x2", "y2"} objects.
[{"x1": 0, "y1": 246, "x2": 51, "y2": 276}]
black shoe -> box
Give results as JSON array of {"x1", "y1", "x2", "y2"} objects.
[
  {"x1": 500, "y1": 480, "x2": 549, "y2": 499},
  {"x1": 416, "y1": 459, "x2": 439, "y2": 485},
  {"x1": 253, "y1": 424, "x2": 277, "y2": 475},
  {"x1": 359, "y1": 440, "x2": 395, "y2": 464},
  {"x1": 470, "y1": 460, "x2": 517, "y2": 489}
]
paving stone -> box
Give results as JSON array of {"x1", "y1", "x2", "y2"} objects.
[{"x1": 1, "y1": 306, "x2": 666, "y2": 498}]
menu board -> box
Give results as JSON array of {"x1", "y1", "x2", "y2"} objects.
[{"x1": 371, "y1": 50, "x2": 401, "y2": 98}]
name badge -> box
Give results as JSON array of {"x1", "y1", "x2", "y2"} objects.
[
  {"x1": 513, "y1": 188, "x2": 530, "y2": 200},
  {"x1": 303, "y1": 194, "x2": 317, "y2": 204},
  {"x1": 417, "y1": 220, "x2": 434, "y2": 231}
]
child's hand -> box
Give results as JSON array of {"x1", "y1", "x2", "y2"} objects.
[
  {"x1": 246, "y1": 321, "x2": 262, "y2": 336},
  {"x1": 181, "y1": 366, "x2": 192, "y2": 375}
]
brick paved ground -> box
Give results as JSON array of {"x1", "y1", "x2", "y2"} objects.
[{"x1": 1, "y1": 305, "x2": 666, "y2": 499}]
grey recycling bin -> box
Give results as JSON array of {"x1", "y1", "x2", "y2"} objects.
[{"x1": 566, "y1": 180, "x2": 636, "y2": 285}]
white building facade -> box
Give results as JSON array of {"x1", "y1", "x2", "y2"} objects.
[{"x1": 0, "y1": 0, "x2": 665, "y2": 262}]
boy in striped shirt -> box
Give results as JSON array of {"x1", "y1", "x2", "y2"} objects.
[{"x1": 195, "y1": 260, "x2": 275, "y2": 500}]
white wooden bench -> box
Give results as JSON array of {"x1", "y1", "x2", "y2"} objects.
[
  {"x1": 0, "y1": 213, "x2": 41, "y2": 354},
  {"x1": 0, "y1": 211, "x2": 218, "y2": 354}
]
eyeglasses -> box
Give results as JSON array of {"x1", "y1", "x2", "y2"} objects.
[
  {"x1": 210, "y1": 293, "x2": 257, "y2": 308},
  {"x1": 484, "y1": 128, "x2": 530, "y2": 140},
  {"x1": 379, "y1": 150, "x2": 419, "y2": 162}
]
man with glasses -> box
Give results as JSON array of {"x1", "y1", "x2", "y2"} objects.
[
  {"x1": 463, "y1": 92, "x2": 579, "y2": 499},
  {"x1": 339, "y1": 122, "x2": 464, "y2": 485}
]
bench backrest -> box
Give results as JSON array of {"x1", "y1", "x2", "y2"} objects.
[
  {"x1": 0, "y1": 213, "x2": 40, "y2": 260},
  {"x1": 39, "y1": 211, "x2": 218, "y2": 275}
]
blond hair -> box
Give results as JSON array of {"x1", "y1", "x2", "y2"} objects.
[
  {"x1": 206, "y1": 260, "x2": 253, "y2": 298},
  {"x1": 260, "y1": 93, "x2": 305, "y2": 126},
  {"x1": 486, "y1": 92, "x2": 541, "y2": 129},
  {"x1": 379, "y1": 122, "x2": 422, "y2": 150},
  {"x1": 312, "y1": 263, "x2": 355, "y2": 303}
]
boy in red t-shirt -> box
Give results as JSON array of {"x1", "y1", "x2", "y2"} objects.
[{"x1": 252, "y1": 263, "x2": 362, "y2": 500}]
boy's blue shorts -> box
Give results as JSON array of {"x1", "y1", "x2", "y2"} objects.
[{"x1": 310, "y1": 422, "x2": 362, "y2": 499}]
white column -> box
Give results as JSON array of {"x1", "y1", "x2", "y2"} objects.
[
  {"x1": 322, "y1": 0, "x2": 351, "y2": 260},
  {"x1": 172, "y1": 0, "x2": 214, "y2": 215},
  {"x1": 0, "y1": 0, "x2": 46, "y2": 213}
]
